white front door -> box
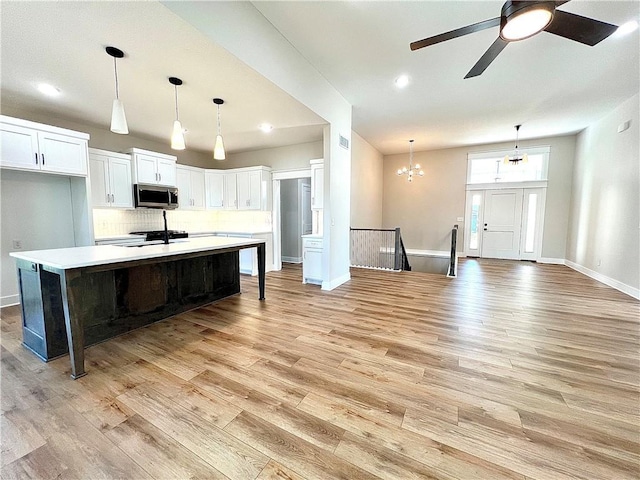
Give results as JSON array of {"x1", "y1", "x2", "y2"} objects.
[{"x1": 481, "y1": 189, "x2": 523, "y2": 260}]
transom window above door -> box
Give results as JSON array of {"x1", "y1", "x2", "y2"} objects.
[{"x1": 467, "y1": 146, "x2": 550, "y2": 184}]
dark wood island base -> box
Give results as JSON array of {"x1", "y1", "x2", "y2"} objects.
[{"x1": 12, "y1": 239, "x2": 266, "y2": 378}]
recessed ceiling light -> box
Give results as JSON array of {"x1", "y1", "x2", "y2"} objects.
[
  {"x1": 259, "y1": 123, "x2": 273, "y2": 133},
  {"x1": 395, "y1": 75, "x2": 410, "y2": 88},
  {"x1": 37, "y1": 83, "x2": 61, "y2": 97},
  {"x1": 615, "y1": 20, "x2": 639, "y2": 37}
]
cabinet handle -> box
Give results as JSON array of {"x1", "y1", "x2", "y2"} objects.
[
  {"x1": 159, "y1": 173, "x2": 162, "y2": 182},
  {"x1": 42, "y1": 154, "x2": 45, "y2": 165},
  {"x1": 111, "y1": 194, "x2": 115, "y2": 203},
  {"x1": 107, "y1": 194, "x2": 110, "y2": 203},
  {"x1": 35, "y1": 153, "x2": 38, "y2": 164}
]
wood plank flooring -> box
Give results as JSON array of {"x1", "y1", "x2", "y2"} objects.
[{"x1": 1, "y1": 259, "x2": 639, "y2": 479}]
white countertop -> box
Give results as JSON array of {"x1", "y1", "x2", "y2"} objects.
[
  {"x1": 94, "y1": 234, "x2": 147, "y2": 242},
  {"x1": 189, "y1": 229, "x2": 273, "y2": 236},
  {"x1": 10, "y1": 236, "x2": 265, "y2": 270}
]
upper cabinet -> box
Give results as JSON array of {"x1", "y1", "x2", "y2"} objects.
[
  {"x1": 205, "y1": 166, "x2": 271, "y2": 211},
  {"x1": 89, "y1": 148, "x2": 133, "y2": 209},
  {"x1": 125, "y1": 148, "x2": 177, "y2": 187},
  {"x1": 310, "y1": 159, "x2": 323, "y2": 210},
  {"x1": 205, "y1": 171, "x2": 224, "y2": 209},
  {"x1": 0, "y1": 115, "x2": 89, "y2": 177},
  {"x1": 176, "y1": 165, "x2": 205, "y2": 210}
]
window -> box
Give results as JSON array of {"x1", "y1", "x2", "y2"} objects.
[
  {"x1": 469, "y1": 194, "x2": 482, "y2": 250},
  {"x1": 467, "y1": 146, "x2": 550, "y2": 184}
]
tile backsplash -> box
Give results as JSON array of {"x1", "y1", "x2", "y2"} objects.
[{"x1": 93, "y1": 209, "x2": 272, "y2": 237}]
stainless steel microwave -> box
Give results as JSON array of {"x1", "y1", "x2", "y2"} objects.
[{"x1": 133, "y1": 184, "x2": 179, "y2": 209}]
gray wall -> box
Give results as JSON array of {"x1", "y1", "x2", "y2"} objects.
[
  {"x1": 383, "y1": 134, "x2": 577, "y2": 257},
  {"x1": 567, "y1": 93, "x2": 639, "y2": 291},
  {"x1": 225, "y1": 141, "x2": 323, "y2": 171},
  {"x1": 281, "y1": 178, "x2": 302, "y2": 260},
  {"x1": 351, "y1": 131, "x2": 383, "y2": 229}
]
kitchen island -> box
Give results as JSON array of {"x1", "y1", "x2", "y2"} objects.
[{"x1": 10, "y1": 236, "x2": 266, "y2": 378}]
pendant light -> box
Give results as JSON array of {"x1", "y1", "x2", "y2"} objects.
[
  {"x1": 396, "y1": 139, "x2": 424, "y2": 182},
  {"x1": 503, "y1": 124, "x2": 528, "y2": 164},
  {"x1": 213, "y1": 98, "x2": 226, "y2": 160},
  {"x1": 168, "y1": 77, "x2": 185, "y2": 150},
  {"x1": 106, "y1": 46, "x2": 128, "y2": 135}
]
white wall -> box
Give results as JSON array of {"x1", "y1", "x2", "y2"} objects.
[
  {"x1": 351, "y1": 132, "x2": 383, "y2": 229},
  {"x1": 1, "y1": 170, "x2": 77, "y2": 305},
  {"x1": 566, "y1": 93, "x2": 639, "y2": 297}
]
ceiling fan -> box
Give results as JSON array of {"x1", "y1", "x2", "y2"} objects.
[{"x1": 410, "y1": 1, "x2": 618, "y2": 79}]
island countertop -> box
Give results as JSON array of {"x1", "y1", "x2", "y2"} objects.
[{"x1": 10, "y1": 236, "x2": 265, "y2": 270}]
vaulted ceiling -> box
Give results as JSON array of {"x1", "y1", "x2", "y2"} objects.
[{"x1": 1, "y1": 1, "x2": 638, "y2": 156}]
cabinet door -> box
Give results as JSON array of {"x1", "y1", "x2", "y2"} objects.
[
  {"x1": 157, "y1": 158, "x2": 176, "y2": 187},
  {"x1": 0, "y1": 124, "x2": 40, "y2": 170},
  {"x1": 176, "y1": 167, "x2": 191, "y2": 210},
  {"x1": 135, "y1": 154, "x2": 158, "y2": 184},
  {"x1": 190, "y1": 169, "x2": 205, "y2": 210},
  {"x1": 236, "y1": 172, "x2": 250, "y2": 209},
  {"x1": 247, "y1": 170, "x2": 262, "y2": 210},
  {"x1": 109, "y1": 157, "x2": 133, "y2": 208},
  {"x1": 89, "y1": 155, "x2": 110, "y2": 207},
  {"x1": 224, "y1": 173, "x2": 237, "y2": 209},
  {"x1": 311, "y1": 165, "x2": 323, "y2": 209},
  {"x1": 303, "y1": 248, "x2": 323, "y2": 283},
  {"x1": 206, "y1": 172, "x2": 224, "y2": 209},
  {"x1": 38, "y1": 131, "x2": 87, "y2": 176}
]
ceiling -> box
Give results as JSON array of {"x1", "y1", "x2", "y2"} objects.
[{"x1": 1, "y1": 1, "x2": 638, "y2": 157}]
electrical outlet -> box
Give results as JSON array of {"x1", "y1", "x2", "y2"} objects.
[{"x1": 12, "y1": 239, "x2": 22, "y2": 249}]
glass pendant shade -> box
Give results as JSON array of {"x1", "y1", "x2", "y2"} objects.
[
  {"x1": 110, "y1": 99, "x2": 129, "y2": 135},
  {"x1": 214, "y1": 134, "x2": 225, "y2": 160},
  {"x1": 171, "y1": 120, "x2": 185, "y2": 150}
]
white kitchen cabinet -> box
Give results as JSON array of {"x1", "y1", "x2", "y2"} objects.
[
  {"x1": 125, "y1": 147, "x2": 177, "y2": 187},
  {"x1": 231, "y1": 233, "x2": 273, "y2": 275},
  {"x1": 176, "y1": 165, "x2": 205, "y2": 210},
  {"x1": 223, "y1": 173, "x2": 238, "y2": 209},
  {"x1": 237, "y1": 170, "x2": 262, "y2": 210},
  {"x1": 302, "y1": 235, "x2": 323, "y2": 285},
  {"x1": 205, "y1": 171, "x2": 224, "y2": 209},
  {"x1": 310, "y1": 159, "x2": 323, "y2": 210},
  {"x1": 89, "y1": 148, "x2": 133, "y2": 208},
  {"x1": 1, "y1": 115, "x2": 89, "y2": 176}
]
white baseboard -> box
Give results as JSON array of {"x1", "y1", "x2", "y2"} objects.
[
  {"x1": 322, "y1": 272, "x2": 351, "y2": 291},
  {"x1": 565, "y1": 260, "x2": 640, "y2": 300},
  {"x1": 1, "y1": 295, "x2": 20, "y2": 308},
  {"x1": 406, "y1": 249, "x2": 449, "y2": 258},
  {"x1": 538, "y1": 257, "x2": 565, "y2": 265},
  {"x1": 282, "y1": 256, "x2": 302, "y2": 264}
]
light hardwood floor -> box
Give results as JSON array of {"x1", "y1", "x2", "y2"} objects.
[{"x1": 1, "y1": 259, "x2": 639, "y2": 479}]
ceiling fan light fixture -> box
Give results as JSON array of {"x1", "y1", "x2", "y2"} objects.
[{"x1": 500, "y1": 1, "x2": 555, "y2": 41}]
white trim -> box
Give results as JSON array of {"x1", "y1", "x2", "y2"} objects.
[
  {"x1": 405, "y1": 249, "x2": 449, "y2": 258},
  {"x1": 322, "y1": 272, "x2": 351, "y2": 291},
  {"x1": 467, "y1": 145, "x2": 551, "y2": 159},
  {"x1": 538, "y1": 257, "x2": 565, "y2": 265},
  {"x1": 1, "y1": 295, "x2": 20, "y2": 308},
  {"x1": 466, "y1": 181, "x2": 548, "y2": 190},
  {"x1": 272, "y1": 168, "x2": 312, "y2": 181},
  {"x1": 282, "y1": 256, "x2": 302, "y2": 264},
  {"x1": 565, "y1": 260, "x2": 640, "y2": 300}
]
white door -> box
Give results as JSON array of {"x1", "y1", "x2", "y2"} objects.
[
  {"x1": 0, "y1": 124, "x2": 40, "y2": 170},
  {"x1": 190, "y1": 169, "x2": 205, "y2": 210},
  {"x1": 224, "y1": 173, "x2": 237, "y2": 209},
  {"x1": 135, "y1": 154, "x2": 158, "y2": 184},
  {"x1": 156, "y1": 158, "x2": 176, "y2": 186},
  {"x1": 481, "y1": 189, "x2": 523, "y2": 260},
  {"x1": 89, "y1": 155, "x2": 110, "y2": 207},
  {"x1": 205, "y1": 172, "x2": 224, "y2": 209},
  {"x1": 247, "y1": 170, "x2": 261, "y2": 209},
  {"x1": 176, "y1": 167, "x2": 191, "y2": 209}
]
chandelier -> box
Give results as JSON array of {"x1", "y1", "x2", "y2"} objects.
[
  {"x1": 504, "y1": 124, "x2": 529, "y2": 164},
  {"x1": 397, "y1": 139, "x2": 424, "y2": 182}
]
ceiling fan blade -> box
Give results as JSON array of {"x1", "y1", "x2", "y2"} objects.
[
  {"x1": 464, "y1": 37, "x2": 508, "y2": 79},
  {"x1": 410, "y1": 17, "x2": 500, "y2": 51},
  {"x1": 544, "y1": 10, "x2": 618, "y2": 46}
]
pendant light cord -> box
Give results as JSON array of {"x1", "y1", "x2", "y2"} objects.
[
  {"x1": 217, "y1": 104, "x2": 221, "y2": 135},
  {"x1": 174, "y1": 85, "x2": 179, "y2": 121},
  {"x1": 113, "y1": 56, "x2": 120, "y2": 100}
]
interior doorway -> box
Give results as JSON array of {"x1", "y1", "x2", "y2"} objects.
[
  {"x1": 272, "y1": 168, "x2": 312, "y2": 271},
  {"x1": 465, "y1": 186, "x2": 546, "y2": 261}
]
